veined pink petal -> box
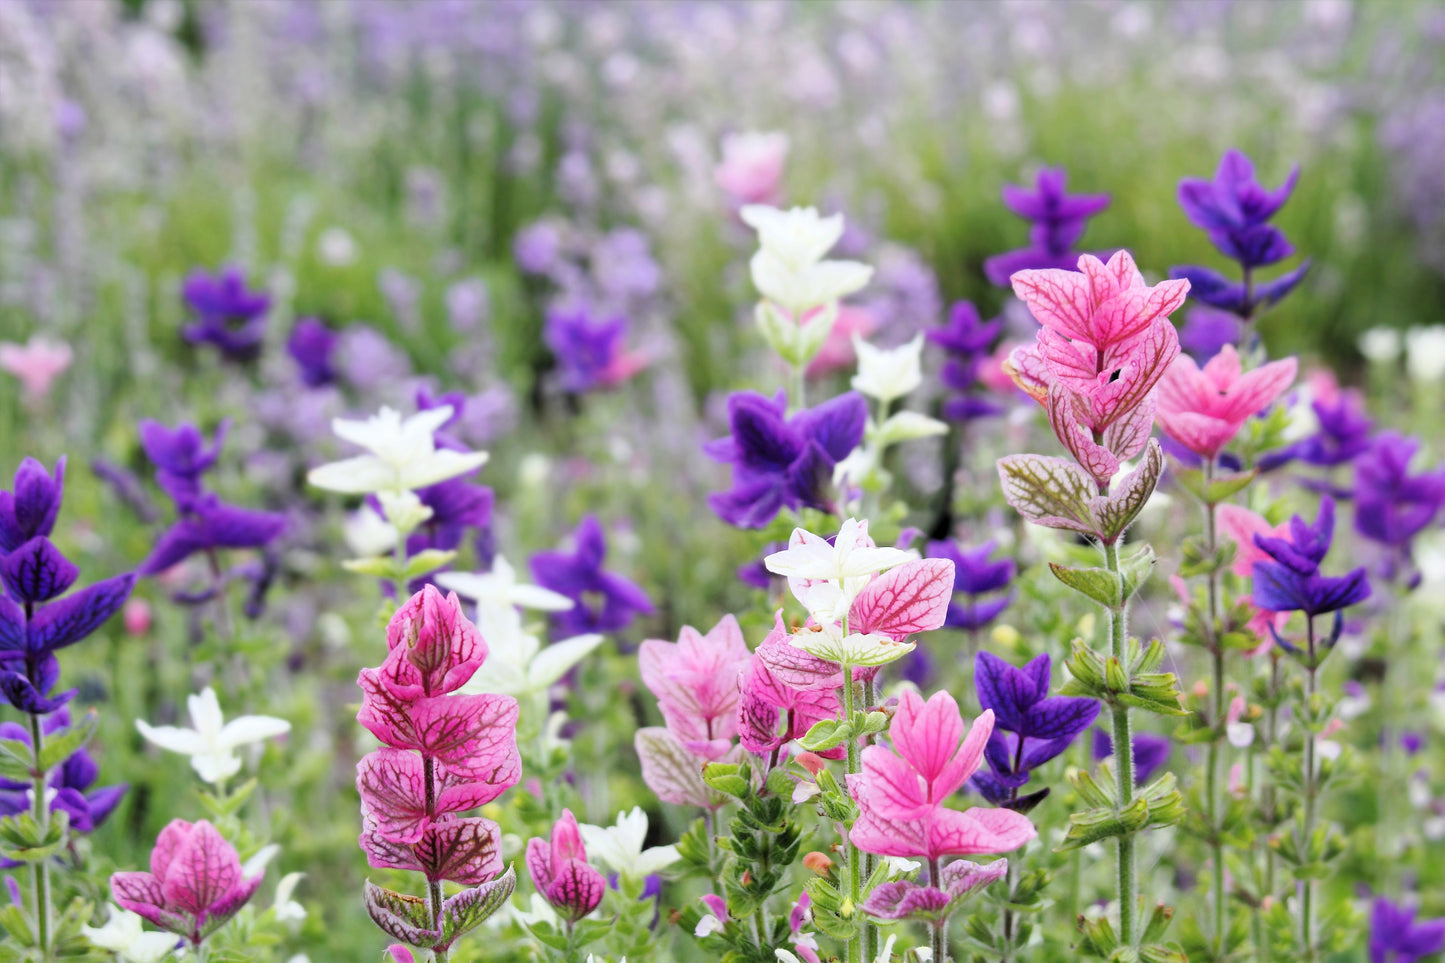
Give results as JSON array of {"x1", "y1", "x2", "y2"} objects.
[
  {"x1": 1010, "y1": 266, "x2": 1097, "y2": 344},
  {"x1": 928, "y1": 806, "x2": 1037, "y2": 857},
  {"x1": 1156, "y1": 348, "x2": 1296, "y2": 457},
  {"x1": 639, "y1": 614, "x2": 751, "y2": 743},
  {"x1": 849, "y1": 558, "x2": 955, "y2": 639},
  {"x1": 160, "y1": 820, "x2": 243, "y2": 919},
  {"x1": 856, "y1": 743, "x2": 933, "y2": 819},
  {"x1": 411, "y1": 815, "x2": 502, "y2": 884},
  {"x1": 1047, "y1": 386, "x2": 1119, "y2": 485},
  {"x1": 755, "y1": 612, "x2": 843, "y2": 692},
  {"x1": 1003, "y1": 344, "x2": 1050, "y2": 404},
  {"x1": 888, "y1": 691, "x2": 963, "y2": 788}
]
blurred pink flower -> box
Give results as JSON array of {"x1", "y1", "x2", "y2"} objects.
[
  {"x1": 806, "y1": 304, "x2": 878, "y2": 378},
  {"x1": 1155, "y1": 345, "x2": 1297, "y2": 458},
  {"x1": 122, "y1": 599, "x2": 152, "y2": 636},
  {"x1": 715, "y1": 131, "x2": 789, "y2": 207},
  {"x1": 1216, "y1": 503, "x2": 1291, "y2": 650},
  {"x1": 639, "y1": 614, "x2": 751, "y2": 754},
  {"x1": 0, "y1": 336, "x2": 73, "y2": 402}
]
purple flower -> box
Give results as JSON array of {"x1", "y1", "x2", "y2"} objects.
[
  {"x1": 926, "y1": 540, "x2": 1015, "y2": 630},
  {"x1": 928, "y1": 302, "x2": 1006, "y2": 422},
  {"x1": 530, "y1": 516, "x2": 653, "y2": 637},
  {"x1": 543, "y1": 305, "x2": 643, "y2": 394},
  {"x1": 971, "y1": 652, "x2": 1099, "y2": 808},
  {"x1": 1369, "y1": 897, "x2": 1445, "y2": 963},
  {"x1": 1178, "y1": 307, "x2": 1243, "y2": 363},
  {"x1": 181, "y1": 267, "x2": 270, "y2": 362},
  {"x1": 1260, "y1": 389, "x2": 1373, "y2": 471},
  {"x1": 704, "y1": 390, "x2": 867, "y2": 529},
  {"x1": 514, "y1": 221, "x2": 563, "y2": 276},
  {"x1": 1093, "y1": 729, "x2": 1172, "y2": 785},
  {"x1": 983, "y1": 167, "x2": 1110, "y2": 287},
  {"x1": 1252, "y1": 497, "x2": 1371, "y2": 618},
  {"x1": 138, "y1": 494, "x2": 287, "y2": 577},
  {"x1": 1353, "y1": 433, "x2": 1445, "y2": 551},
  {"x1": 138, "y1": 420, "x2": 228, "y2": 506},
  {"x1": 287, "y1": 318, "x2": 339, "y2": 388},
  {"x1": 0, "y1": 709, "x2": 125, "y2": 851},
  {"x1": 0, "y1": 457, "x2": 65, "y2": 553},
  {"x1": 1169, "y1": 150, "x2": 1310, "y2": 317}
]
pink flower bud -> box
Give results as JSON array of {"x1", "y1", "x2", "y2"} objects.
[{"x1": 123, "y1": 599, "x2": 152, "y2": 636}]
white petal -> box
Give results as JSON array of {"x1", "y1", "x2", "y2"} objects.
[
  {"x1": 241, "y1": 843, "x2": 280, "y2": 879},
  {"x1": 135, "y1": 720, "x2": 207, "y2": 756},
  {"x1": 636, "y1": 844, "x2": 681, "y2": 875},
  {"x1": 510, "y1": 584, "x2": 576, "y2": 612},
  {"x1": 218, "y1": 715, "x2": 291, "y2": 750},
  {"x1": 307, "y1": 455, "x2": 399, "y2": 494},
  {"x1": 396, "y1": 450, "x2": 488, "y2": 490},
  {"x1": 191, "y1": 751, "x2": 242, "y2": 784},
  {"x1": 187, "y1": 688, "x2": 225, "y2": 738},
  {"x1": 527, "y1": 634, "x2": 604, "y2": 690}
]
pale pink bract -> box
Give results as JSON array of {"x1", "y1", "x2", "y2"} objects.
[{"x1": 1155, "y1": 345, "x2": 1297, "y2": 458}]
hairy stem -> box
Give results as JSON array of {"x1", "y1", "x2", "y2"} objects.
[
  {"x1": 29, "y1": 711, "x2": 52, "y2": 961},
  {"x1": 423, "y1": 754, "x2": 448, "y2": 963},
  {"x1": 930, "y1": 857, "x2": 948, "y2": 963},
  {"x1": 1202, "y1": 465, "x2": 1228, "y2": 958},
  {"x1": 1104, "y1": 538, "x2": 1137, "y2": 947},
  {"x1": 1299, "y1": 617, "x2": 1318, "y2": 963}
]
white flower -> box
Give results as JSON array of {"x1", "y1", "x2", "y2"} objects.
[
  {"x1": 578, "y1": 807, "x2": 681, "y2": 879},
  {"x1": 869, "y1": 410, "x2": 948, "y2": 447},
  {"x1": 307, "y1": 406, "x2": 487, "y2": 495},
  {"x1": 343, "y1": 504, "x2": 398, "y2": 558},
  {"x1": 851, "y1": 334, "x2": 925, "y2": 404},
  {"x1": 374, "y1": 489, "x2": 434, "y2": 536},
  {"x1": 740, "y1": 205, "x2": 845, "y2": 269},
  {"x1": 136, "y1": 688, "x2": 290, "y2": 785},
  {"x1": 512, "y1": 893, "x2": 560, "y2": 929},
  {"x1": 765, "y1": 518, "x2": 911, "y2": 624},
  {"x1": 1406, "y1": 326, "x2": 1445, "y2": 384},
  {"x1": 437, "y1": 556, "x2": 574, "y2": 621},
  {"x1": 740, "y1": 205, "x2": 873, "y2": 315},
  {"x1": 273, "y1": 872, "x2": 306, "y2": 924},
  {"x1": 1357, "y1": 327, "x2": 1401, "y2": 364},
  {"x1": 81, "y1": 906, "x2": 178, "y2": 963},
  {"x1": 317, "y1": 227, "x2": 358, "y2": 266},
  {"x1": 242, "y1": 844, "x2": 281, "y2": 878}
]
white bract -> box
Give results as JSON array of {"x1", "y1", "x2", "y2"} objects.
[
  {"x1": 306, "y1": 405, "x2": 487, "y2": 496},
  {"x1": 851, "y1": 334, "x2": 925, "y2": 404},
  {"x1": 765, "y1": 518, "x2": 911, "y2": 626},
  {"x1": 342, "y1": 504, "x2": 398, "y2": 558},
  {"x1": 741, "y1": 205, "x2": 873, "y2": 317},
  {"x1": 1357, "y1": 327, "x2": 1401, "y2": 364},
  {"x1": 578, "y1": 807, "x2": 681, "y2": 879},
  {"x1": 374, "y1": 489, "x2": 433, "y2": 535},
  {"x1": 789, "y1": 622, "x2": 915, "y2": 667},
  {"x1": 1405, "y1": 326, "x2": 1445, "y2": 384},
  {"x1": 273, "y1": 872, "x2": 307, "y2": 924},
  {"x1": 135, "y1": 687, "x2": 290, "y2": 785},
  {"x1": 80, "y1": 906, "x2": 178, "y2": 963}
]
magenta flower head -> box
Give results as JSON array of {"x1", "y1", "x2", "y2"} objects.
[
  {"x1": 705, "y1": 390, "x2": 867, "y2": 529},
  {"x1": 527, "y1": 809, "x2": 606, "y2": 923},
  {"x1": 848, "y1": 690, "x2": 1036, "y2": 861},
  {"x1": 639, "y1": 615, "x2": 751, "y2": 757},
  {"x1": 530, "y1": 515, "x2": 653, "y2": 637},
  {"x1": 1155, "y1": 345, "x2": 1297, "y2": 459},
  {"x1": 110, "y1": 819, "x2": 263, "y2": 946},
  {"x1": 737, "y1": 614, "x2": 842, "y2": 761},
  {"x1": 984, "y1": 167, "x2": 1110, "y2": 287},
  {"x1": 180, "y1": 267, "x2": 271, "y2": 363}
]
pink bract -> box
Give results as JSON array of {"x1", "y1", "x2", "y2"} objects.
[
  {"x1": 1155, "y1": 345, "x2": 1297, "y2": 458},
  {"x1": 639, "y1": 614, "x2": 751, "y2": 745},
  {"x1": 526, "y1": 809, "x2": 606, "y2": 923}
]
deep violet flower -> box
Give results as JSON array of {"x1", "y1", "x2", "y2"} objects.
[
  {"x1": 1093, "y1": 729, "x2": 1172, "y2": 785},
  {"x1": 984, "y1": 167, "x2": 1110, "y2": 287},
  {"x1": 111, "y1": 819, "x2": 264, "y2": 947},
  {"x1": 137, "y1": 420, "x2": 228, "y2": 506},
  {"x1": 180, "y1": 267, "x2": 271, "y2": 362},
  {"x1": 543, "y1": 304, "x2": 645, "y2": 394},
  {"x1": 0, "y1": 457, "x2": 135, "y2": 714},
  {"x1": 1178, "y1": 307, "x2": 1243, "y2": 363},
  {"x1": 1259, "y1": 388, "x2": 1373, "y2": 471},
  {"x1": 1252, "y1": 497, "x2": 1371, "y2": 619},
  {"x1": 705, "y1": 390, "x2": 867, "y2": 529},
  {"x1": 1368, "y1": 896, "x2": 1445, "y2": 963},
  {"x1": 287, "y1": 317, "x2": 339, "y2": 387},
  {"x1": 1353, "y1": 433, "x2": 1445, "y2": 552},
  {"x1": 1169, "y1": 150, "x2": 1310, "y2": 318},
  {"x1": 926, "y1": 540, "x2": 1015, "y2": 631},
  {"x1": 530, "y1": 515, "x2": 653, "y2": 637},
  {"x1": 972, "y1": 652, "x2": 1099, "y2": 807},
  {"x1": 928, "y1": 301, "x2": 1006, "y2": 422}
]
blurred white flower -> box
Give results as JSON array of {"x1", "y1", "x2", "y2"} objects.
[
  {"x1": 136, "y1": 688, "x2": 290, "y2": 785},
  {"x1": 741, "y1": 205, "x2": 872, "y2": 315},
  {"x1": 374, "y1": 489, "x2": 433, "y2": 536},
  {"x1": 307, "y1": 406, "x2": 487, "y2": 495},
  {"x1": 1357, "y1": 327, "x2": 1401, "y2": 364},
  {"x1": 578, "y1": 807, "x2": 681, "y2": 879},
  {"x1": 274, "y1": 872, "x2": 307, "y2": 924},
  {"x1": 81, "y1": 906, "x2": 178, "y2": 963},
  {"x1": 852, "y1": 334, "x2": 925, "y2": 404},
  {"x1": 512, "y1": 893, "x2": 560, "y2": 929},
  {"x1": 317, "y1": 227, "x2": 358, "y2": 266},
  {"x1": 1405, "y1": 326, "x2": 1445, "y2": 384},
  {"x1": 437, "y1": 556, "x2": 574, "y2": 622},
  {"x1": 343, "y1": 505, "x2": 398, "y2": 558}
]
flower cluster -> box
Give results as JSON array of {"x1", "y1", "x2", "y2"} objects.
[
  {"x1": 542, "y1": 304, "x2": 647, "y2": 395},
  {"x1": 1252, "y1": 497, "x2": 1371, "y2": 629},
  {"x1": 926, "y1": 539, "x2": 1016, "y2": 632},
  {"x1": 180, "y1": 267, "x2": 271, "y2": 363},
  {"x1": 1352, "y1": 433, "x2": 1445, "y2": 574},
  {"x1": 984, "y1": 168, "x2": 1111, "y2": 287},
  {"x1": 526, "y1": 810, "x2": 607, "y2": 924},
  {"x1": 529, "y1": 515, "x2": 653, "y2": 637},
  {"x1": 927, "y1": 301, "x2": 1006, "y2": 423},
  {"x1": 356, "y1": 586, "x2": 520, "y2": 955},
  {"x1": 1170, "y1": 149, "x2": 1310, "y2": 319}
]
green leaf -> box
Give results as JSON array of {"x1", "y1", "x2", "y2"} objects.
[
  {"x1": 403, "y1": 549, "x2": 457, "y2": 582},
  {"x1": 1095, "y1": 440, "x2": 1164, "y2": 544},
  {"x1": 38, "y1": 711, "x2": 98, "y2": 771},
  {"x1": 701, "y1": 763, "x2": 750, "y2": 798},
  {"x1": 341, "y1": 556, "x2": 399, "y2": 578},
  {"x1": 0, "y1": 740, "x2": 33, "y2": 784},
  {"x1": 1049, "y1": 563, "x2": 1121, "y2": 608},
  {"x1": 1119, "y1": 545, "x2": 1157, "y2": 600},
  {"x1": 797, "y1": 719, "x2": 848, "y2": 753},
  {"x1": 997, "y1": 453, "x2": 1099, "y2": 535},
  {"x1": 1174, "y1": 467, "x2": 1257, "y2": 505},
  {"x1": 0, "y1": 810, "x2": 67, "y2": 862}
]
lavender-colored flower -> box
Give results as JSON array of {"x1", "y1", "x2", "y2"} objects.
[
  {"x1": 1252, "y1": 497, "x2": 1371, "y2": 619},
  {"x1": 138, "y1": 494, "x2": 288, "y2": 577},
  {"x1": 180, "y1": 267, "x2": 271, "y2": 362},
  {"x1": 530, "y1": 515, "x2": 653, "y2": 637},
  {"x1": 1353, "y1": 433, "x2": 1445, "y2": 551},
  {"x1": 1369, "y1": 897, "x2": 1445, "y2": 963},
  {"x1": 0, "y1": 710, "x2": 125, "y2": 845},
  {"x1": 983, "y1": 168, "x2": 1110, "y2": 287},
  {"x1": 1261, "y1": 388, "x2": 1373, "y2": 471},
  {"x1": 514, "y1": 220, "x2": 563, "y2": 276},
  {"x1": 287, "y1": 318, "x2": 339, "y2": 388},
  {"x1": 928, "y1": 301, "x2": 1006, "y2": 422},
  {"x1": 0, "y1": 458, "x2": 134, "y2": 714},
  {"x1": 926, "y1": 539, "x2": 1015, "y2": 630},
  {"x1": 543, "y1": 305, "x2": 643, "y2": 394},
  {"x1": 138, "y1": 420, "x2": 228, "y2": 506},
  {"x1": 1093, "y1": 729, "x2": 1172, "y2": 785},
  {"x1": 335, "y1": 325, "x2": 413, "y2": 392},
  {"x1": 1178, "y1": 307, "x2": 1243, "y2": 363},
  {"x1": 704, "y1": 390, "x2": 867, "y2": 529},
  {"x1": 971, "y1": 652, "x2": 1099, "y2": 809},
  {"x1": 1169, "y1": 150, "x2": 1310, "y2": 318}
]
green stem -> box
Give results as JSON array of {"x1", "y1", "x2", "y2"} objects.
[
  {"x1": 29, "y1": 712, "x2": 52, "y2": 961},
  {"x1": 842, "y1": 663, "x2": 862, "y2": 963},
  {"x1": 1299, "y1": 617, "x2": 1318, "y2": 963},
  {"x1": 861, "y1": 674, "x2": 878, "y2": 963},
  {"x1": 423, "y1": 754, "x2": 448, "y2": 963},
  {"x1": 793, "y1": 362, "x2": 806, "y2": 411},
  {"x1": 930, "y1": 858, "x2": 948, "y2": 963},
  {"x1": 1201, "y1": 467, "x2": 1228, "y2": 959},
  {"x1": 1103, "y1": 539, "x2": 1137, "y2": 947},
  {"x1": 1000, "y1": 857, "x2": 1017, "y2": 963}
]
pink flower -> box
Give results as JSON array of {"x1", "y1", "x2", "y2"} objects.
[
  {"x1": 715, "y1": 131, "x2": 789, "y2": 207},
  {"x1": 1006, "y1": 251, "x2": 1189, "y2": 485},
  {"x1": 526, "y1": 809, "x2": 606, "y2": 923},
  {"x1": 806, "y1": 304, "x2": 877, "y2": 378},
  {"x1": 848, "y1": 691, "x2": 1035, "y2": 860},
  {"x1": 737, "y1": 613, "x2": 843, "y2": 759},
  {"x1": 110, "y1": 819, "x2": 263, "y2": 946},
  {"x1": 1216, "y1": 503, "x2": 1291, "y2": 649},
  {"x1": 386, "y1": 947, "x2": 416, "y2": 963},
  {"x1": 123, "y1": 599, "x2": 152, "y2": 636},
  {"x1": 639, "y1": 614, "x2": 751, "y2": 754},
  {"x1": 1155, "y1": 345, "x2": 1297, "y2": 458},
  {"x1": 0, "y1": 335, "x2": 73, "y2": 402}
]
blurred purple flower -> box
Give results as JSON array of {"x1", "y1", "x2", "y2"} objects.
[
  {"x1": 928, "y1": 302, "x2": 1006, "y2": 422},
  {"x1": 138, "y1": 420, "x2": 228, "y2": 507},
  {"x1": 515, "y1": 221, "x2": 563, "y2": 275},
  {"x1": 180, "y1": 267, "x2": 270, "y2": 362},
  {"x1": 1353, "y1": 433, "x2": 1445, "y2": 551},
  {"x1": 984, "y1": 168, "x2": 1110, "y2": 287},
  {"x1": 543, "y1": 305, "x2": 646, "y2": 394},
  {"x1": 1093, "y1": 728, "x2": 1172, "y2": 785},
  {"x1": 1369, "y1": 897, "x2": 1445, "y2": 963},
  {"x1": 704, "y1": 390, "x2": 867, "y2": 529},
  {"x1": 1178, "y1": 307, "x2": 1243, "y2": 362},
  {"x1": 926, "y1": 539, "x2": 1014, "y2": 630},
  {"x1": 138, "y1": 494, "x2": 287, "y2": 577},
  {"x1": 287, "y1": 318, "x2": 339, "y2": 388},
  {"x1": 530, "y1": 515, "x2": 653, "y2": 637},
  {"x1": 1252, "y1": 497, "x2": 1370, "y2": 619},
  {"x1": 1260, "y1": 388, "x2": 1373, "y2": 471}
]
